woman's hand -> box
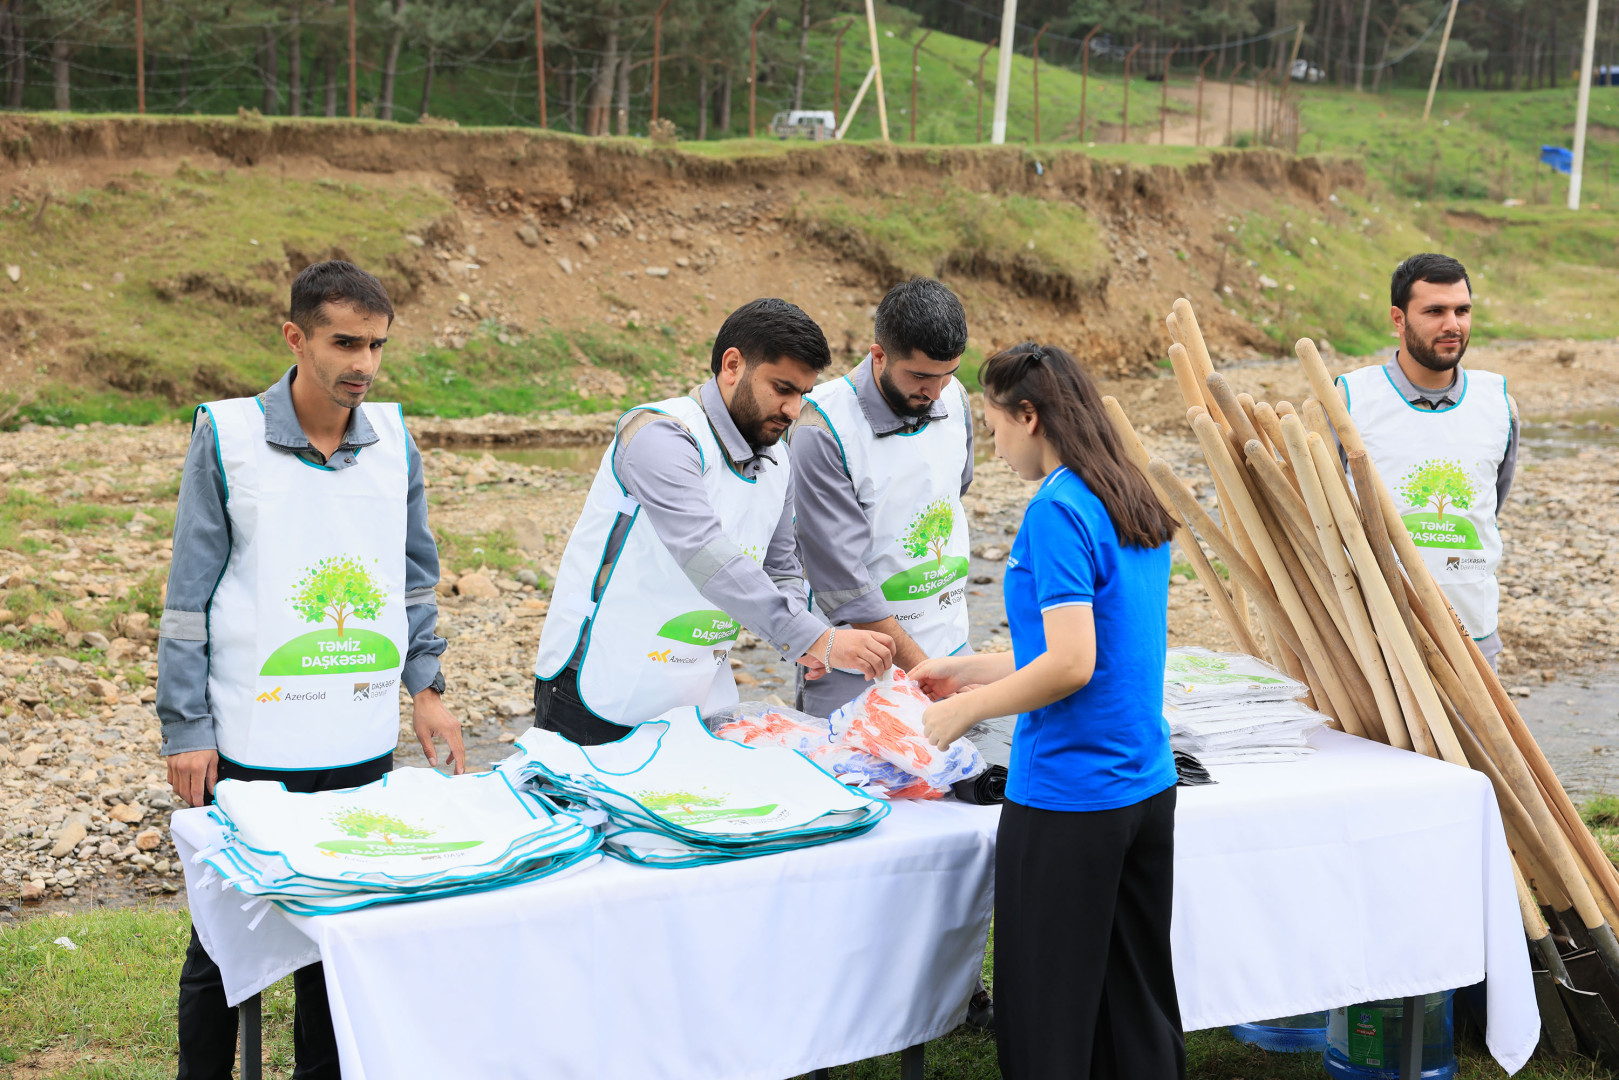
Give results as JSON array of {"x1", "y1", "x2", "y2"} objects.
[
  {"x1": 921, "y1": 695, "x2": 978, "y2": 751},
  {"x1": 908, "y1": 656, "x2": 974, "y2": 701}
]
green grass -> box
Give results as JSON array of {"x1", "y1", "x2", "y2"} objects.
[
  {"x1": 793, "y1": 183, "x2": 1109, "y2": 303},
  {"x1": 434, "y1": 527, "x2": 545, "y2": 582},
  {"x1": 0, "y1": 908, "x2": 1605, "y2": 1078}
]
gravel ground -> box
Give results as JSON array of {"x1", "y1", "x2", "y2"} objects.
[{"x1": 3, "y1": 339, "x2": 1617, "y2": 920}]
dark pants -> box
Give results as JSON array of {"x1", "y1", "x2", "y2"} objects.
[
  {"x1": 994, "y1": 786, "x2": 1184, "y2": 1080},
  {"x1": 533, "y1": 664, "x2": 632, "y2": 746},
  {"x1": 176, "y1": 752, "x2": 393, "y2": 1080}
]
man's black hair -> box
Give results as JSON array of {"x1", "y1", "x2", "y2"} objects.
[
  {"x1": 289, "y1": 260, "x2": 396, "y2": 333},
  {"x1": 874, "y1": 277, "x2": 968, "y2": 363},
  {"x1": 1390, "y1": 253, "x2": 1471, "y2": 312},
  {"x1": 709, "y1": 297, "x2": 831, "y2": 374}
]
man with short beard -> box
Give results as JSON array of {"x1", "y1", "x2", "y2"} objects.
[
  {"x1": 1338, "y1": 253, "x2": 1520, "y2": 669},
  {"x1": 533, "y1": 298, "x2": 895, "y2": 742},
  {"x1": 789, "y1": 277, "x2": 975, "y2": 717}
]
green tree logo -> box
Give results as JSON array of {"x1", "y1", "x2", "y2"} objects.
[
  {"x1": 287, "y1": 555, "x2": 386, "y2": 637},
  {"x1": 1400, "y1": 459, "x2": 1479, "y2": 520},
  {"x1": 328, "y1": 808, "x2": 434, "y2": 846},
  {"x1": 899, "y1": 499, "x2": 955, "y2": 567},
  {"x1": 638, "y1": 790, "x2": 725, "y2": 813}
]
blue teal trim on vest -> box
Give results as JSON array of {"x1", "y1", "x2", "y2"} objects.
[
  {"x1": 1382, "y1": 365, "x2": 1467, "y2": 414},
  {"x1": 803, "y1": 398, "x2": 849, "y2": 473},
  {"x1": 196, "y1": 404, "x2": 230, "y2": 505},
  {"x1": 1335, "y1": 376, "x2": 1350, "y2": 412},
  {"x1": 1501, "y1": 380, "x2": 1513, "y2": 460},
  {"x1": 893, "y1": 421, "x2": 931, "y2": 437},
  {"x1": 716, "y1": 444, "x2": 758, "y2": 484},
  {"x1": 843, "y1": 374, "x2": 857, "y2": 394}
]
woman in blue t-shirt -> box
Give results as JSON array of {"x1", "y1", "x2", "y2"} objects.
[{"x1": 911, "y1": 343, "x2": 1181, "y2": 1080}]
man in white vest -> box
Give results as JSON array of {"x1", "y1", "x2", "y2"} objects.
[
  {"x1": 1338, "y1": 252, "x2": 1520, "y2": 669},
  {"x1": 158, "y1": 261, "x2": 463, "y2": 1078},
  {"x1": 790, "y1": 277, "x2": 974, "y2": 717},
  {"x1": 533, "y1": 298, "x2": 895, "y2": 743}
]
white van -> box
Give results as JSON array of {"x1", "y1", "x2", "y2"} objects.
[{"x1": 770, "y1": 110, "x2": 837, "y2": 140}]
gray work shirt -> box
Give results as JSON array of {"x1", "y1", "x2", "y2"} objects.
[
  {"x1": 156, "y1": 365, "x2": 446, "y2": 756},
  {"x1": 1338, "y1": 354, "x2": 1520, "y2": 507},
  {"x1": 789, "y1": 356, "x2": 975, "y2": 627},
  {"x1": 607, "y1": 378, "x2": 827, "y2": 663}
]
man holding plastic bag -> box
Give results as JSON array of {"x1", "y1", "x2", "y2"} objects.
[
  {"x1": 533, "y1": 299, "x2": 895, "y2": 743},
  {"x1": 789, "y1": 278, "x2": 975, "y2": 718}
]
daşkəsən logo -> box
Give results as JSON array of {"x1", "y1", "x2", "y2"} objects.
[
  {"x1": 260, "y1": 555, "x2": 401, "y2": 677},
  {"x1": 353, "y1": 678, "x2": 398, "y2": 701}
]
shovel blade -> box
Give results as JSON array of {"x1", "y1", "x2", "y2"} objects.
[
  {"x1": 1534, "y1": 971, "x2": 1579, "y2": 1057},
  {"x1": 1556, "y1": 981, "x2": 1619, "y2": 1062}
]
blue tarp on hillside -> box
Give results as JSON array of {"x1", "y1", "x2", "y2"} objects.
[{"x1": 1541, "y1": 146, "x2": 1574, "y2": 174}]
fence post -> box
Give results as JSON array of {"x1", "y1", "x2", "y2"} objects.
[
  {"x1": 347, "y1": 0, "x2": 357, "y2": 118},
  {"x1": 650, "y1": 0, "x2": 670, "y2": 123},
  {"x1": 135, "y1": 0, "x2": 145, "y2": 114},
  {"x1": 535, "y1": 0, "x2": 547, "y2": 127},
  {"x1": 1077, "y1": 24, "x2": 1100, "y2": 143},
  {"x1": 1160, "y1": 44, "x2": 1178, "y2": 144},
  {"x1": 1226, "y1": 60, "x2": 1244, "y2": 145},
  {"x1": 911, "y1": 29, "x2": 931, "y2": 141},
  {"x1": 749, "y1": 6, "x2": 772, "y2": 137},
  {"x1": 1196, "y1": 52, "x2": 1213, "y2": 145},
  {"x1": 1122, "y1": 42, "x2": 1142, "y2": 143},
  {"x1": 976, "y1": 37, "x2": 997, "y2": 143},
  {"x1": 1032, "y1": 23, "x2": 1049, "y2": 143}
]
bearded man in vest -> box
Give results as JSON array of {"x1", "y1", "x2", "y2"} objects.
[
  {"x1": 533, "y1": 297, "x2": 895, "y2": 743},
  {"x1": 158, "y1": 261, "x2": 464, "y2": 1078},
  {"x1": 1338, "y1": 253, "x2": 1520, "y2": 670},
  {"x1": 788, "y1": 277, "x2": 974, "y2": 718}
]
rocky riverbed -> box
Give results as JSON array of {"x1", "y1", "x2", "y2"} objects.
[{"x1": 2, "y1": 339, "x2": 1617, "y2": 918}]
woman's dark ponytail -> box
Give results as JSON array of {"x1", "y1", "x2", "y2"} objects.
[{"x1": 980, "y1": 343, "x2": 1177, "y2": 550}]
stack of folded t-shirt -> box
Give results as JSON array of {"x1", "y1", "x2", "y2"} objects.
[
  {"x1": 498, "y1": 706, "x2": 890, "y2": 868},
  {"x1": 189, "y1": 768, "x2": 604, "y2": 916},
  {"x1": 1163, "y1": 647, "x2": 1326, "y2": 766}
]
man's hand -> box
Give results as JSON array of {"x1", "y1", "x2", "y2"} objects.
[
  {"x1": 797, "y1": 627, "x2": 896, "y2": 681},
  {"x1": 412, "y1": 688, "x2": 466, "y2": 775},
  {"x1": 167, "y1": 749, "x2": 219, "y2": 809}
]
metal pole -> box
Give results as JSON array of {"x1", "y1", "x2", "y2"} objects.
[
  {"x1": 1032, "y1": 23, "x2": 1049, "y2": 142},
  {"x1": 1160, "y1": 44, "x2": 1178, "y2": 144},
  {"x1": 911, "y1": 29, "x2": 931, "y2": 141},
  {"x1": 1078, "y1": 24, "x2": 1100, "y2": 142},
  {"x1": 135, "y1": 0, "x2": 145, "y2": 114},
  {"x1": 1122, "y1": 42, "x2": 1142, "y2": 142},
  {"x1": 990, "y1": 0, "x2": 1017, "y2": 144},
  {"x1": 1399, "y1": 996, "x2": 1422, "y2": 1080},
  {"x1": 835, "y1": 64, "x2": 877, "y2": 139},
  {"x1": 749, "y1": 6, "x2": 771, "y2": 137},
  {"x1": 862, "y1": 0, "x2": 889, "y2": 142},
  {"x1": 347, "y1": 0, "x2": 357, "y2": 118},
  {"x1": 833, "y1": 19, "x2": 853, "y2": 126},
  {"x1": 976, "y1": 37, "x2": 997, "y2": 142},
  {"x1": 1570, "y1": 0, "x2": 1601, "y2": 208},
  {"x1": 1227, "y1": 60, "x2": 1244, "y2": 145},
  {"x1": 650, "y1": 0, "x2": 669, "y2": 123},
  {"x1": 1196, "y1": 53, "x2": 1213, "y2": 145},
  {"x1": 1422, "y1": 0, "x2": 1461, "y2": 121},
  {"x1": 239, "y1": 995, "x2": 263, "y2": 1080},
  {"x1": 535, "y1": 0, "x2": 547, "y2": 127}
]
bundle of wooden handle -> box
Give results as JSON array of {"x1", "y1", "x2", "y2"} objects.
[{"x1": 1103, "y1": 297, "x2": 1619, "y2": 989}]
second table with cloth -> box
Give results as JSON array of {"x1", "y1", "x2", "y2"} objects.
[{"x1": 172, "y1": 728, "x2": 1539, "y2": 1078}]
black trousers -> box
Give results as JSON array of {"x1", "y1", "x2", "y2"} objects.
[
  {"x1": 176, "y1": 752, "x2": 393, "y2": 1080},
  {"x1": 533, "y1": 664, "x2": 633, "y2": 746},
  {"x1": 994, "y1": 786, "x2": 1184, "y2": 1080}
]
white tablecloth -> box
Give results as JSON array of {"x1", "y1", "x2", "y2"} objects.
[{"x1": 173, "y1": 728, "x2": 1539, "y2": 1078}]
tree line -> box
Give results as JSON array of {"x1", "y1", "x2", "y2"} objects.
[{"x1": 0, "y1": 0, "x2": 1615, "y2": 132}]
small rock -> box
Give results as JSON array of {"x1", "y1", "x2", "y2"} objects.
[
  {"x1": 50, "y1": 655, "x2": 81, "y2": 673},
  {"x1": 108, "y1": 803, "x2": 145, "y2": 823},
  {"x1": 557, "y1": 256, "x2": 574, "y2": 275},
  {"x1": 1170, "y1": 574, "x2": 1189, "y2": 585},
  {"x1": 516, "y1": 223, "x2": 541, "y2": 247},
  {"x1": 669, "y1": 227, "x2": 690, "y2": 245},
  {"x1": 971, "y1": 575, "x2": 995, "y2": 585},
  {"x1": 516, "y1": 568, "x2": 540, "y2": 587},
  {"x1": 645, "y1": 266, "x2": 670, "y2": 278},
  {"x1": 134, "y1": 828, "x2": 162, "y2": 852},
  {"x1": 17, "y1": 743, "x2": 43, "y2": 767},
  {"x1": 1258, "y1": 274, "x2": 1279, "y2": 289},
  {"x1": 497, "y1": 731, "x2": 517, "y2": 743},
  {"x1": 1509, "y1": 686, "x2": 1532, "y2": 698},
  {"x1": 5, "y1": 264, "x2": 19, "y2": 283},
  {"x1": 578, "y1": 232, "x2": 599, "y2": 252},
  {"x1": 494, "y1": 699, "x2": 531, "y2": 718},
  {"x1": 977, "y1": 546, "x2": 1006, "y2": 561},
  {"x1": 455, "y1": 573, "x2": 500, "y2": 599},
  {"x1": 89, "y1": 678, "x2": 119, "y2": 702},
  {"x1": 50, "y1": 821, "x2": 88, "y2": 859},
  {"x1": 106, "y1": 637, "x2": 138, "y2": 664},
  {"x1": 82, "y1": 631, "x2": 110, "y2": 650},
  {"x1": 19, "y1": 879, "x2": 43, "y2": 901},
  {"x1": 733, "y1": 671, "x2": 759, "y2": 686},
  {"x1": 405, "y1": 233, "x2": 426, "y2": 247}
]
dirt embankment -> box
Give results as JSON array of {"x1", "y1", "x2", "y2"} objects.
[{"x1": 1, "y1": 114, "x2": 1363, "y2": 396}]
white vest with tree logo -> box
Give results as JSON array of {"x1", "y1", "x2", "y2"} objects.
[
  {"x1": 799, "y1": 374, "x2": 971, "y2": 658},
  {"x1": 534, "y1": 395, "x2": 791, "y2": 725},
  {"x1": 203, "y1": 396, "x2": 409, "y2": 770},
  {"x1": 1339, "y1": 364, "x2": 1510, "y2": 640}
]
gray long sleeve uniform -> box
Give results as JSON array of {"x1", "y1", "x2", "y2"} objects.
[
  {"x1": 789, "y1": 357, "x2": 974, "y2": 717},
  {"x1": 156, "y1": 366, "x2": 446, "y2": 757},
  {"x1": 603, "y1": 378, "x2": 828, "y2": 664}
]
